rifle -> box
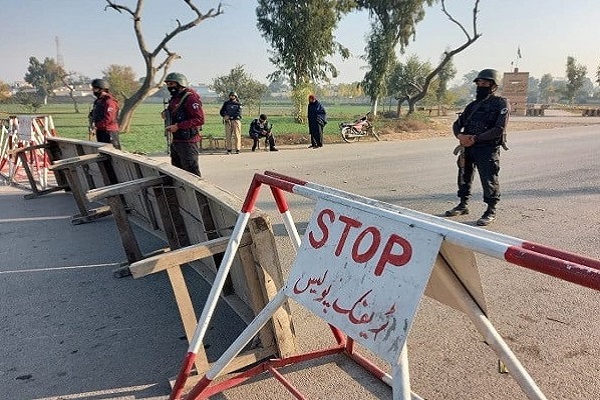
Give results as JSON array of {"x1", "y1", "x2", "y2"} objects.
[
  {"x1": 88, "y1": 104, "x2": 95, "y2": 141},
  {"x1": 163, "y1": 97, "x2": 172, "y2": 154}
]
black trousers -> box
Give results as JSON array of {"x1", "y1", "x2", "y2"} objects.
[
  {"x1": 170, "y1": 141, "x2": 201, "y2": 176},
  {"x1": 456, "y1": 145, "x2": 500, "y2": 206},
  {"x1": 309, "y1": 121, "x2": 324, "y2": 147},
  {"x1": 251, "y1": 133, "x2": 276, "y2": 150},
  {"x1": 96, "y1": 130, "x2": 121, "y2": 150}
]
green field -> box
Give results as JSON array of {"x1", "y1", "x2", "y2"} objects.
[{"x1": 1, "y1": 102, "x2": 383, "y2": 154}]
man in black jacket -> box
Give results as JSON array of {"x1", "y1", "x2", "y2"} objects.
[
  {"x1": 219, "y1": 91, "x2": 242, "y2": 154},
  {"x1": 249, "y1": 114, "x2": 278, "y2": 152},
  {"x1": 445, "y1": 68, "x2": 510, "y2": 226},
  {"x1": 307, "y1": 94, "x2": 327, "y2": 148}
]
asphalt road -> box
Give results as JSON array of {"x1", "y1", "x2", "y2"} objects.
[
  {"x1": 172, "y1": 122, "x2": 599, "y2": 399},
  {"x1": 2, "y1": 121, "x2": 598, "y2": 400}
]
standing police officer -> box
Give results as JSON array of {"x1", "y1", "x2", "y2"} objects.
[
  {"x1": 89, "y1": 79, "x2": 121, "y2": 149},
  {"x1": 162, "y1": 72, "x2": 204, "y2": 176},
  {"x1": 445, "y1": 69, "x2": 510, "y2": 226},
  {"x1": 219, "y1": 91, "x2": 243, "y2": 154}
]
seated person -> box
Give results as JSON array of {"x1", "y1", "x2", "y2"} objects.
[{"x1": 249, "y1": 114, "x2": 278, "y2": 152}]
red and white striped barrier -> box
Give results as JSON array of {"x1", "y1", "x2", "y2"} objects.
[
  {"x1": 0, "y1": 115, "x2": 56, "y2": 187},
  {"x1": 171, "y1": 171, "x2": 599, "y2": 400}
]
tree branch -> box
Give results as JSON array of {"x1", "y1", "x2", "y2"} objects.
[{"x1": 408, "y1": 0, "x2": 481, "y2": 107}]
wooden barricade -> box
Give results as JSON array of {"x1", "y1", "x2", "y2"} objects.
[{"x1": 40, "y1": 138, "x2": 296, "y2": 387}]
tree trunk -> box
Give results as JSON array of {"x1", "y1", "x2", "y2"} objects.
[
  {"x1": 407, "y1": 98, "x2": 417, "y2": 114},
  {"x1": 118, "y1": 85, "x2": 158, "y2": 133},
  {"x1": 68, "y1": 89, "x2": 80, "y2": 114},
  {"x1": 370, "y1": 98, "x2": 379, "y2": 116}
]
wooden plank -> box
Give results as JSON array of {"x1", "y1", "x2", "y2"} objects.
[
  {"x1": 49, "y1": 153, "x2": 108, "y2": 171},
  {"x1": 165, "y1": 266, "x2": 208, "y2": 374},
  {"x1": 128, "y1": 235, "x2": 252, "y2": 278},
  {"x1": 237, "y1": 240, "x2": 276, "y2": 351},
  {"x1": 7, "y1": 143, "x2": 49, "y2": 155},
  {"x1": 105, "y1": 196, "x2": 143, "y2": 264},
  {"x1": 71, "y1": 205, "x2": 112, "y2": 225},
  {"x1": 247, "y1": 214, "x2": 297, "y2": 358},
  {"x1": 152, "y1": 184, "x2": 209, "y2": 372},
  {"x1": 87, "y1": 175, "x2": 167, "y2": 202}
]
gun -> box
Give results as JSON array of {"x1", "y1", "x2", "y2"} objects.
[
  {"x1": 163, "y1": 97, "x2": 172, "y2": 154},
  {"x1": 88, "y1": 105, "x2": 95, "y2": 141}
]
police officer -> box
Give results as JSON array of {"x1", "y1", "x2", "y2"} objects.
[
  {"x1": 219, "y1": 91, "x2": 243, "y2": 154},
  {"x1": 162, "y1": 72, "x2": 204, "y2": 176},
  {"x1": 89, "y1": 79, "x2": 121, "y2": 149},
  {"x1": 445, "y1": 69, "x2": 510, "y2": 226}
]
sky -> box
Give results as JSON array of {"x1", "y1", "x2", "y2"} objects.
[{"x1": 1, "y1": 0, "x2": 599, "y2": 87}]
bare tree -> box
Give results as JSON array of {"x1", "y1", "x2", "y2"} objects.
[
  {"x1": 105, "y1": 0, "x2": 223, "y2": 132},
  {"x1": 402, "y1": 0, "x2": 482, "y2": 114},
  {"x1": 57, "y1": 68, "x2": 81, "y2": 114}
]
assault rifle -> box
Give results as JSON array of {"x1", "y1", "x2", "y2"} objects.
[
  {"x1": 163, "y1": 97, "x2": 171, "y2": 154},
  {"x1": 87, "y1": 105, "x2": 95, "y2": 141}
]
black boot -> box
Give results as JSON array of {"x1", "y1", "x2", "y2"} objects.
[
  {"x1": 445, "y1": 200, "x2": 469, "y2": 217},
  {"x1": 476, "y1": 205, "x2": 496, "y2": 226}
]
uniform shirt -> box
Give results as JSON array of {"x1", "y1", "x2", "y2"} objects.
[
  {"x1": 168, "y1": 88, "x2": 204, "y2": 142},
  {"x1": 219, "y1": 99, "x2": 242, "y2": 120},
  {"x1": 90, "y1": 92, "x2": 120, "y2": 131},
  {"x1": 453, "y1": 95, "x2": 510, "y2": 146}
]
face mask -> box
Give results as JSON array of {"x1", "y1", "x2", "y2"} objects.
[
  {"x1": 476, "y1": 86, "x2": 492, "y2": 100},
  {"x1": 168, "y1": 87, "x2": 179, "y2": 96},
  {"x1": 93, "y1": 90, "x2": 101, "y2": 98}
]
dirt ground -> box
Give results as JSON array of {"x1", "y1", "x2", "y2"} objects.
[{"x1": 275, "y1": 110, "x2": 600, "y2": 145}]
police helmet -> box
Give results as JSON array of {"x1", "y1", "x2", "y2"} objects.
[
  {"x1": 91, "y1": 78, "x2": 109, "y2": 90},
  {"x1": 473, "y1": 69, "x2": 501, "y2": 86},
  {"x1": 164, "y1": 72, "x2": 189, "y2": 87}
]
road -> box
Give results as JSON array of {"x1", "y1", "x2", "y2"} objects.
[
  {"x1": 2, "y1": 121, "x2": 598, "y2": 400},
  {"x1": 182, "y1": 122, "x2": 599, "y2": 399}
]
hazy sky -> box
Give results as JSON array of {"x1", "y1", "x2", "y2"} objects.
[{"x1": 1, "y1": 0, "x2": 599, "y2": 86}]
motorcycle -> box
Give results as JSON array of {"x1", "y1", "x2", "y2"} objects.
[{"x1": 339, "y1": 112, "x2": 380, "y2": 143}]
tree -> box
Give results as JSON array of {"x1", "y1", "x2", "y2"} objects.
[
  {"x1": 105, "y1": 0, "x2": 223, "y2": 132},
  {"x1": 565, "y1": 56, "x2": 587, "y2": 104},
  {"x1": 102, "y1": 65, "x2": 141, "y2": 104},
  {"x1": 357, "y1": 0, "x2": 434, "y2": 115},
  {"x1": 387, "y1": 54, "x2": 433, "y2": 115},
  {"x1": 526, "y1": 76, "x2": 540, "y2": 104},
  {"x1": 211, "y1": 65, "x2": 268, "y2": 113},
  {"x1": 538, "y1": 73, "x2": 554, "y2": 104},
  {"x1": 0, "y1": 80, "x2": 10, "y2": 102},
  {"x1": 24, "y1": 56, "x2": 62, "y2": 105},
  {"x1": 256, "y1": 0, "x2": 351, "y2": 122},
  {"x1": 401, "y1": 0, "x2": 481, "y2": 114},
  {"x1": 360, "y1": 0, "x2": 481, "y2": 115},
  {"x1": 435, "y1": 52, "x2": 456, "y2": 105}
]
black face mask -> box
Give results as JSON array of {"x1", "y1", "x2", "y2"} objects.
[
  {"x1": 168, "y1": 87, "x2": 179, "y2": 96},
  {"x1": 93, "y1": 90, "x2": 101, "y2": 98},
  {"x1": 475, "y1": 86, "x2": 492, "y2": 100}
]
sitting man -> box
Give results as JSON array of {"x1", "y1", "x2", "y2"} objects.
[{"x1": 249, "y1": 114, "x2": 278, "y2": 152}]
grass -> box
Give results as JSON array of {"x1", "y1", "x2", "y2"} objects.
[{"x1": 0, "y1": 101, "x2": 433, "y2": 154}]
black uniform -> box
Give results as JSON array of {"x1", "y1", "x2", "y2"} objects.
[
  {"x1": 452, "y1": 94, "x2": 510, "y2": 207},
  {"x1": 249, "y1": 118, "x2": 276, "y2": 151}
]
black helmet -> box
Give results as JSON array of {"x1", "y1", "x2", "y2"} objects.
[
  {"x1": 91, "y1": 78, "x2": 109, "y2": 90},
  {"x1": 228, "y1": 91, "x2": 238, "y2": 98},
  {"x1": 164, "y1": 72, "x2": 189, "y2": 87},
  {"x1": 473, "y1": 69, "x2": 501, "y2": 86}
]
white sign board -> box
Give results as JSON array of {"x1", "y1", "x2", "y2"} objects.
[{"x1": 285, "y1": 198, "x2": 443, "y2": 363}]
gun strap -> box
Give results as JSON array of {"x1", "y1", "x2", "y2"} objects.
[{"x1": 168, "y1": 92, "x2": 191, "y2": 116}]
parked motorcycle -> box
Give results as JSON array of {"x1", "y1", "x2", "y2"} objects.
[{"x1": 339, "y1": 112, "x2": 380, "y2": 143}]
